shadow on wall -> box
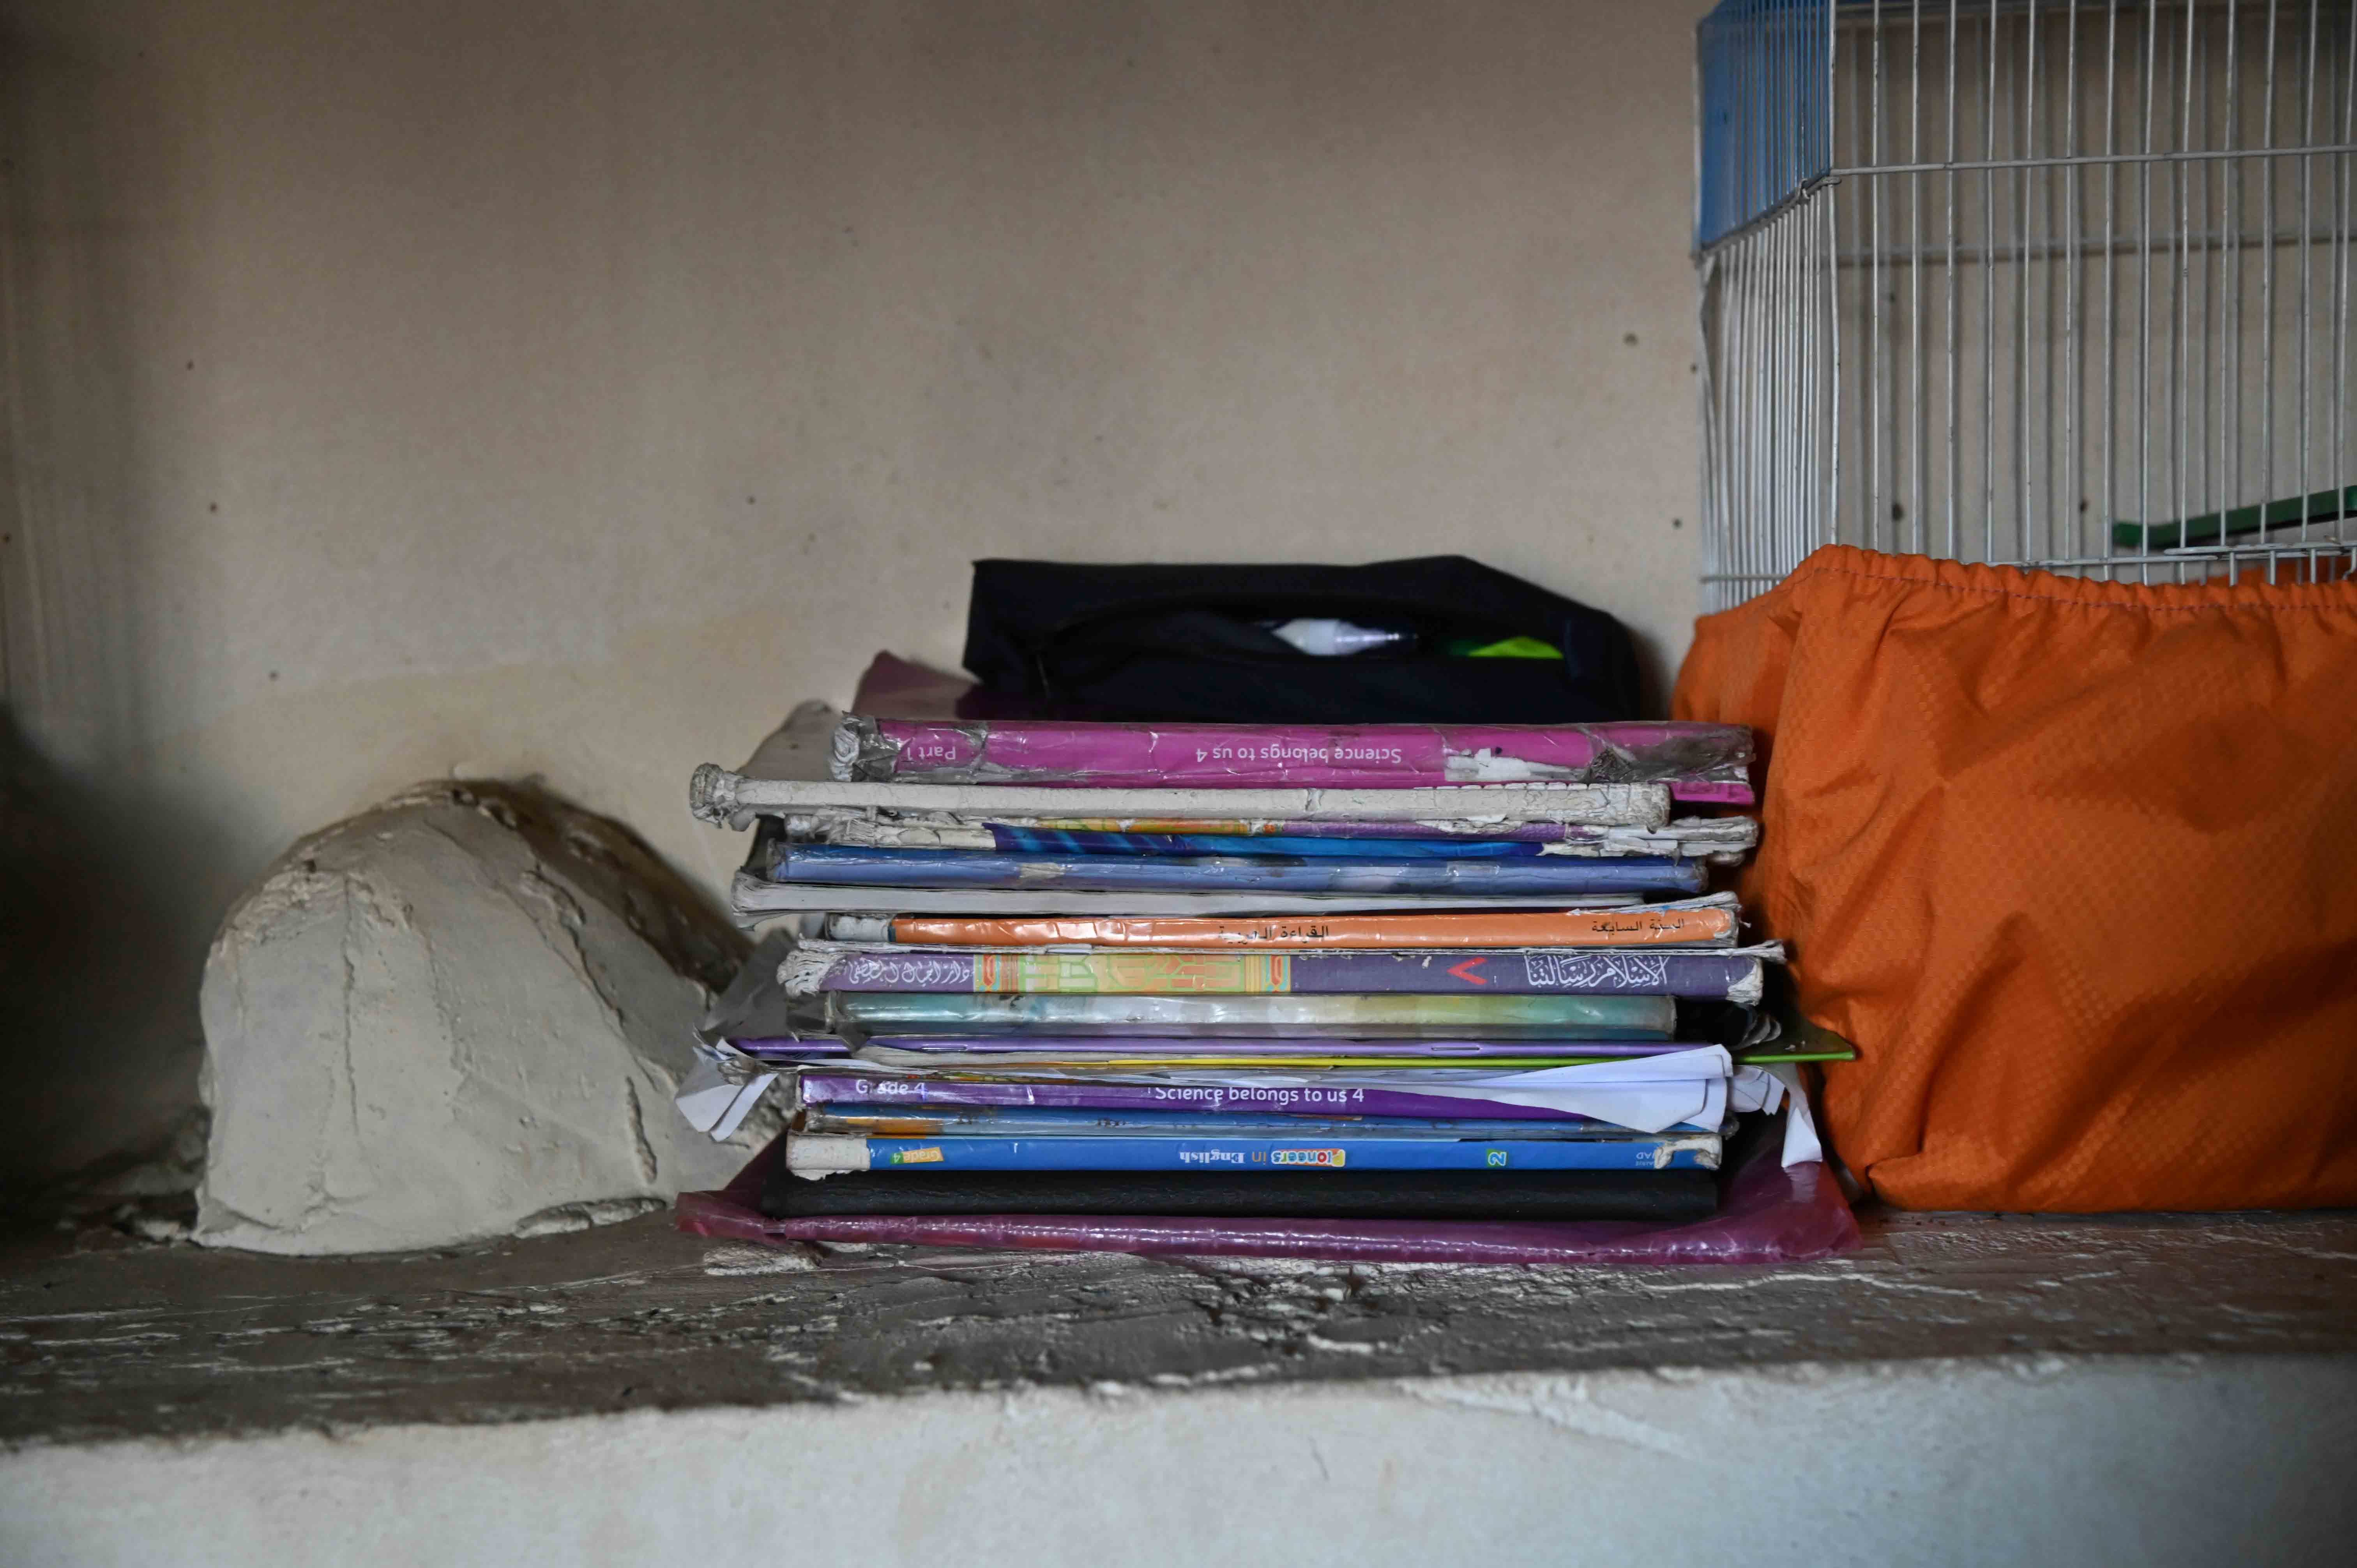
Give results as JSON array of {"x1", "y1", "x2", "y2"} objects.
[
  {"x1": 0, "y1": 713, "x2": 207, "y2": 1211},
  {"x1": 0, "y1": 23, "x2": 220, "y2": 1210}
]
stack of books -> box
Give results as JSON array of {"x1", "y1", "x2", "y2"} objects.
[{"x1": 684, "y1": 713, "x2": 1818, "y2": 1229}]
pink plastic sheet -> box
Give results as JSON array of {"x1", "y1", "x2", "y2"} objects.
[
  {"x1": 850, "y1": 651, "x2": 974, "y2": 719},
  {"x1": 829, "y1": 716, "x2": 1756, "y2": 804},
  {"x1": 675, "y1": 1130, "x2": 1857, "y2": 1265}
]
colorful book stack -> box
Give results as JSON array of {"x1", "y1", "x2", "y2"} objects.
[{"x1": 684, "y1": 714, "x2": 1821, "y2": 1227}]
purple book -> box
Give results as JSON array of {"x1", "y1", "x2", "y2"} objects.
[
  {"x1": 862, "y1": 1038, "x2": 1671, "y2": 1059},
  {"x1": 792, "y1": 1070, "x2": 1694, "y2": 1123},
  {"x1": 809, "y1": 948, "x2": 1763, "y2": 1002},
  {"x1": 731, "y1": 1035, "x2": 1686, "y2": 1062},
  {"x1": 830, "y1": 716, "x2": 1755, "y2": 804},
  {"x1": 728, "y1": 1037, "x2": 853, "y2": 1057}
]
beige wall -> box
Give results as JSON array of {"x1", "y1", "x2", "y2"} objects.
[{"x1": 0, "y1": 0, "x2": 1710, "y2": 1187}]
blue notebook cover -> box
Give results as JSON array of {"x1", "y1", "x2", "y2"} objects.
[
  {"x1": 767, "y1": 844, "x2": 1706, "y2": 896},
  {"x1": 792, "y1": 1132, "x2": 1721, "y2": 1174},
  {"x1": 987, "y1": 828, "x2": 1548, "y2": 858}
]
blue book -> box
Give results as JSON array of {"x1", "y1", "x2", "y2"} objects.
[
  {"x1": 767, "y1": 844, "x2": 1706, "y2": 896},
  {"x1": 830, "y1": 990, "x2": 1677, "y2": 1038},
  {"x1": 988, "y1": 828, "x2": 1547, "y2": 858},
  {"x1": 800, "y1": 1104, "x2": 1717, "y2": 1137},
  {"x1": 785, "y1": 1132, "x2": 1722, "y2": 1174}
]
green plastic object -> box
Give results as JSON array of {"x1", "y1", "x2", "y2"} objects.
[
  {"x1": 2111, "y1": 483, "x2": 2357, "y2": 550},
  {"x1": 1740, "y1": 991, "x2": 1861, "y2": 1067},
  {"x1": 1442, "y1": 634, "x2": 1564, "y2": 659}
]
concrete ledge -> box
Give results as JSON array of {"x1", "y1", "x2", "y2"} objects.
[
  {"x1": 4, "y1": 1354, "x2": 2353, "y2": 1566},
  {"x1": 4, "y1": 1207, "x2": 2353, "y2": 1563},
  {"x1": 3, "y1": 1206, "x2": 2355, "y2": 1443}
]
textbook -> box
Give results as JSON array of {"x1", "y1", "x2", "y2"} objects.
[
  {"x1": 827, "y1": 895, "x2": 1746, "y2": 949},
  {"x1": 797, "y1": 1104, "x2": 1716, "y2": 1138},
  {"x1": 786, "y1": 945, "x2": 1767, "y2": 1004},
  {"x1": 828, "y1": 990, "x2": 1679, "y2": 1038},
  {"x1": 739, "y1": 1036, "x2": 1693, "y2": 1062},
  {"x1": 790, "y1": 1070, "x2": 1698, "y2": 1124},
  {"x1": 763, "y1": 844, "x2": 1708, "y2": 897},
  {"x1": 792, "y1": 1048, "x2": 1739, "y2": 1133},
  {"x1": 730, "y1": 874, "x2": 1647, "y2": 918},
  {"x1": 842, "y1": 1036, "x2": 1690, "y2": 1059},
  {"x1": 828, "y1": 716, "x2": 1755, "y2": 803},
  {"x1": 782, "y1": 1130, "x2": 1723, "y2": 1175},
  {"x1": 759, "y1": 1164, "x2": 1725, "y2": 1222},
  {"x1": 693, "y1": 765, "x2": 1677, "y2": 832},
  {"x1": 852, "y1": 1052, "x2": 1661, "y2": 1072},
  {"x1": 928, "y1": 830, "x2": 1559, "y2": 858},
  {"x1": 784, "y1": 813, "x2": 1760, "y2": 865}
]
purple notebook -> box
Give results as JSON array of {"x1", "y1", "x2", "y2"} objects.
[
  {"x1": 831, "y1": 715, "x2": 1755, "y2": 803},
  {"x1": 793, "y1": 1061, "x2": 1700, "y2": 1121},
  {"x1": 733, "y1": 1035, "x2": 1688, "y2": 1062},
  {"x1": 812, "y1": 948, "x2": 1761, "y2": 1000},
  {"x1": 853, "y1": 1037, "x2": 1678, "y2": 1059}
]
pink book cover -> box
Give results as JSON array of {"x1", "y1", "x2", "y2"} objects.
[{"x1": 830, "y1": 717, "x2": 1754, "y2": 804}]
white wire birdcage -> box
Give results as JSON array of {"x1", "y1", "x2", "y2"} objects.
[{"x1": 1696, "y1": 0, "x2": 2357, "y2": 610}]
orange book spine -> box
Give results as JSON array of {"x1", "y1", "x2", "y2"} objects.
[{"x1": 886, "y1": 906, "x2": 1736, "y2": 949}]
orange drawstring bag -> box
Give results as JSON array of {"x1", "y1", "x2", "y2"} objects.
[{"x1": 1674, "y1": 545, "x2": 2357, "y2": 1211}]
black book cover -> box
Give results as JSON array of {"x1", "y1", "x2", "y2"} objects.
[{"x1": 761, "y1": 1161, "x2": 1717, "y2": 1224}]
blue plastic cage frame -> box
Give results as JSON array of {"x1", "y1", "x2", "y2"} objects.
[{"x1": 1696, "y1": 0, "x2": 1837, "y2": 250}]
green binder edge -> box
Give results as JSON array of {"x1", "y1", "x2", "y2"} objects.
[
  {"x1": 1736, "y1": 978, "x2": 1859, "y2": 1066},
  {"x1": 2111, "y1": 483, "x2": 2357, "y2": 551}
]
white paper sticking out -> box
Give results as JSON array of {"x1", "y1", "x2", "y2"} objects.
[
  {"x1": 1729, "y1": 1065, "x2": 1779, "y2": 1115},
  {"x1": 715, "y1": 1080, "x2": 775, "y2": 1141},
  {"x1": 1477, "y1": 1045, "x2": 1736, "y2": 1087},
  {"x1": 1390, "y1": 1048, "x2": 1739, "y2": 1133},
  {"x1": 675, "y1": 1044, "x2": 779, "y2": 1142},
  {"x1": 1385, "y1": 1078, "x2": 1724, "y2": 1135},
  {"x1": 1766, "y1": 1061, "x2": 1823, "y2": 1166},
  {"x1": 1732, "y1": 1063, "x2": 1822, "y2": 1168}
]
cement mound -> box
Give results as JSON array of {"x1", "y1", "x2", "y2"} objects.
[{"x1": 196, "y1": 782, "x2": 767, "y2": 1254}]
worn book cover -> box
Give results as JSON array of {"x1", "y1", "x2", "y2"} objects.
[
  {"x1": 764, "y1": 843, "x2": 1708, "y2": 897},
  {"x1": 787, "y1": 813, "x2": 1757, "y2": 866},
  {"x1": 795, "y1": 947, "x2": 1764, "y2": 1003},
  {"x1": 784, "y1": 1131, "x2": 1721, "y2": 1175},
  {"x1": 828, "y1": 715, "x2": 1754, "y2": 803},
  {"x1": 827, "y1": 990, "x2": 1678, "y2": 1038},
  {"x1": 797, "y1": 1104, "x2": 1714, "y2": 1138},
  {"x1": 853, "y1": 897, "x2": 1744, "y2": 949},
  {"x1": 792, "y1": 1065, "x2": 1725, "y2": 1129},
  {"x1": 760, "y1": 1165, "x2": 1723, "y2": 1222}
]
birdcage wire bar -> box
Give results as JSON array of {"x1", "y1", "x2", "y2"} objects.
[{"x1": 1697, "y1": 0, "x2": 2357, "y2": 610}]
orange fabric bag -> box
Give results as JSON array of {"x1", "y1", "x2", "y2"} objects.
[{"x1": 1673, "y1": 545, "x2": 2357, "y2": 1211}]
